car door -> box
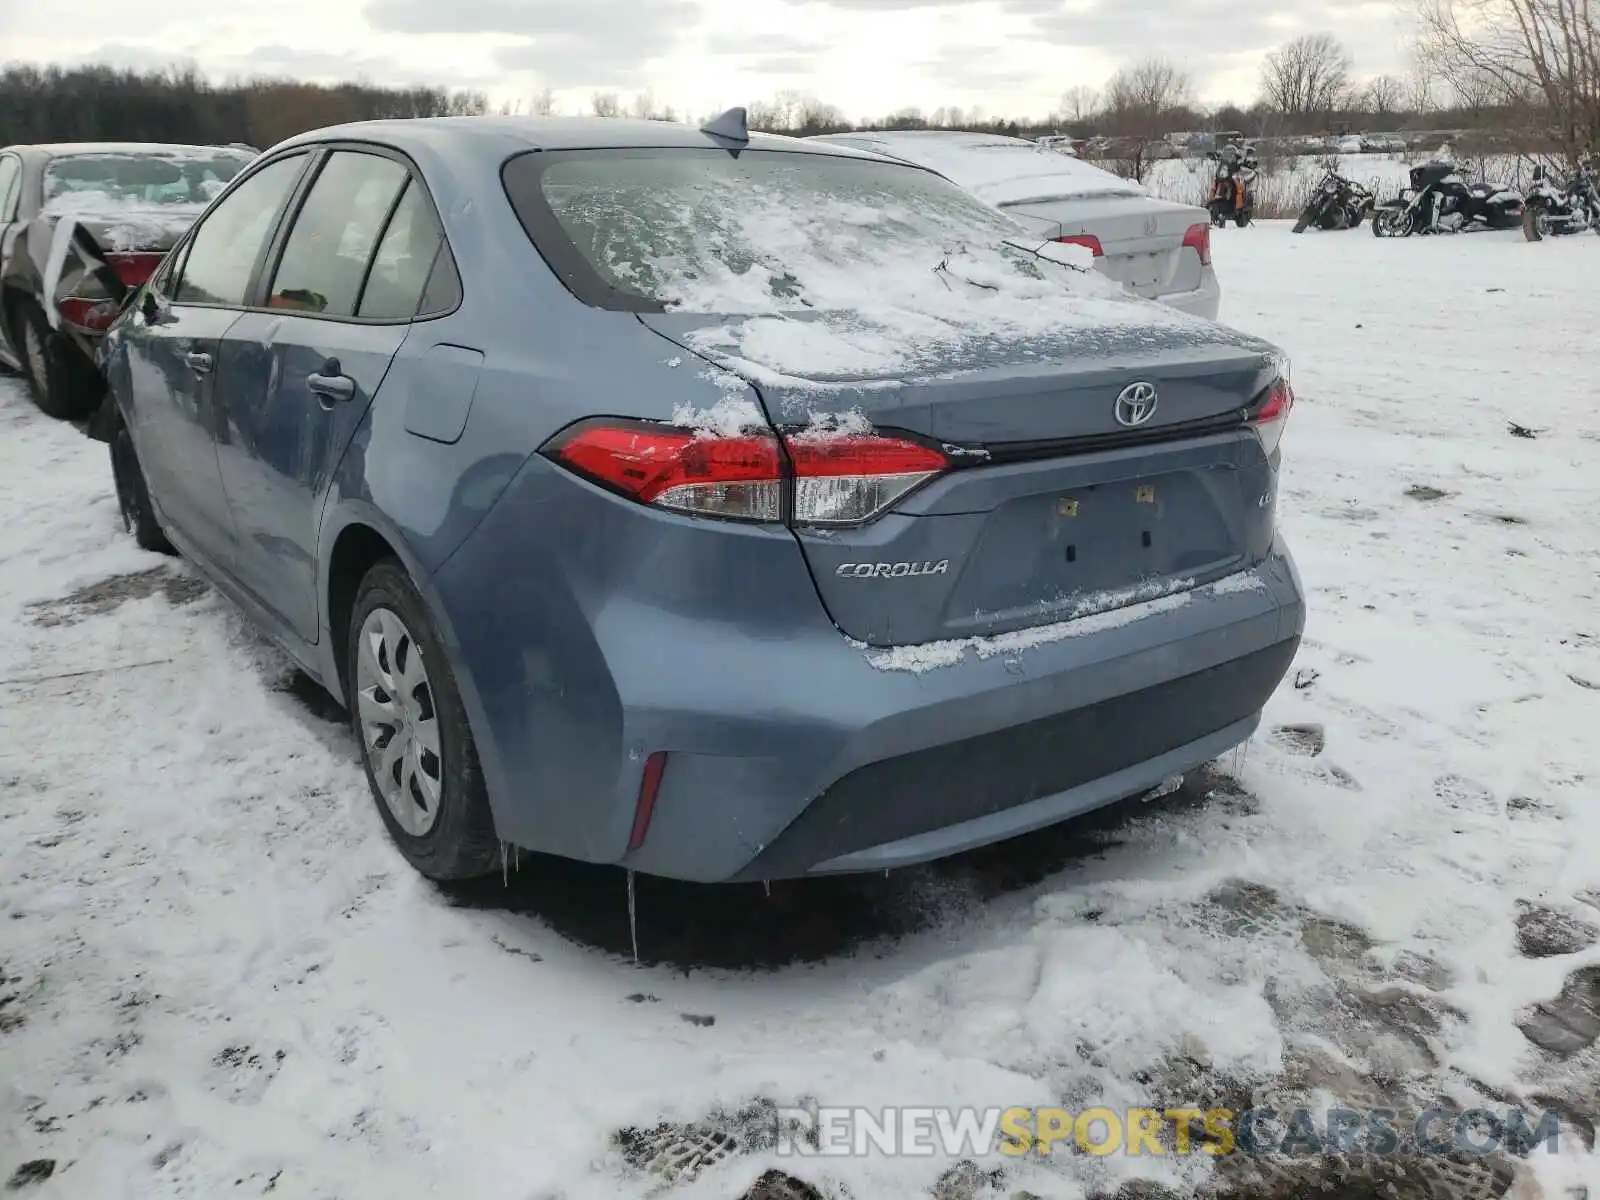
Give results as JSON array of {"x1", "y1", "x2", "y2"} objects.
[
  {"x1": 212, "y1": 147, "x2": 442, "y2": 643},
  {"x1": 115, "y1": 152, "x2": 312, "y2": 570},
  {"x1": 0, "y1": 152, "x2": 24, "y2": 366}
]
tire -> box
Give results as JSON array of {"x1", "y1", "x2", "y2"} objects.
[
  {"x1": 1235, "y1": 210, "x2": 1251, "y2": 228},
  {"x1": 1372, "y1": 208, "x2": 1413, "y2": 238},
  {"x1": 348, "y1": 560, "x2": 499, "y2": 881},
  {"x1": 1292, "y1": 205, "x2": 1315, "y2": 234},
  {"x1": 16, "y1": 303, "x2": 104, "y2": 421},
  {"x1": 1523, "y1": 205, "x2": 1545, "y2": 242},
  {"x1": 109, "y1": 423, "x2": 175, "y2": 554}
]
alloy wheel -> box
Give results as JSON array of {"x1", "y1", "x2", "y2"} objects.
[{"x1": 354, "y1": 607, "x2": 444, "y2": 837}]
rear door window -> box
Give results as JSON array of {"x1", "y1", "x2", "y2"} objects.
[
  {"x1": 267, "y1": 151, "x2": 408, "y2": 318},
  {"x1": 356, "y1": 178, "x2": 454, "y2": 319}
]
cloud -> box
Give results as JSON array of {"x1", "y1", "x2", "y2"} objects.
[
  {"x1": 365, "y1": 0, "x2": 700, "y2": 87},
  {"x1": 780, "y1": 0, "x2": 1408, "y2": 91},
  {"x1": 704, "y1": 31, "x2": 830, "y2": 56}
]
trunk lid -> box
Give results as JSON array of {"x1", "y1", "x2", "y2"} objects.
[
  {"x1": 641, "y1": 311, "x2": 1284, "y2": 647},
  {"x1": 1002, "y1": 194, "x2": 1209, "y2": 298},
  {"x1": 42, "y1": 200, "x2": 202, "y2": 253}
]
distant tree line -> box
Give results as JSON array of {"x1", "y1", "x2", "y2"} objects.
[
  {"x1": 0, "y1": 64, "x2": 488, "y2": 150},
  {"x1": 5, "y1": 42, "x2": 1585, "y2": 171}
]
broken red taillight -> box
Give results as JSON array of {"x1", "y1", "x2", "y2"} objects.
[
  {"x1": 56, "y1": 251, "x2": 167, "y2": 334},
  {"x1": 542, "y1": 419, "x2": 949, "y2": 526},
  {"x1": 57, "y1": 297, "x2": 121, "y2": 333},
  {"x1": 1251, "y1": 378, "x2": 1294, "y2": 455},
  {"x1": 104, "y1": 251, "x2": 166, "y2": 289},
  {"x1": 1054, "y1": 233, "x2": 1104, "y2": 257}
]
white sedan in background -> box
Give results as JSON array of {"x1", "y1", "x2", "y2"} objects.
[{"x1": 808, "y1": 130, "x2": 1222, "y2": 320}]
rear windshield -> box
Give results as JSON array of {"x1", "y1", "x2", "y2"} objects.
[
  {"x1": 44, "y1": 149, "x2": 255, "y2": 208},
  {"x1": 502, "y1": 147, "x2": 1033, "y2": 313}
]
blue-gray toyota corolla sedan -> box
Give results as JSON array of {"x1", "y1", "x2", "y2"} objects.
[{"x1": 99, "y1": 113, "x2": 1306, "y2": 884}]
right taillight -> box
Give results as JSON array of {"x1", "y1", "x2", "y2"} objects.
[
  {"x1": 541, "y1": 419, "x2": 948, "y2": 527},
  {"x1": 1182, "y1": 222, "x2": 1212, "y2": 266},
  {"x1": 1251, "y1": 378, "x2": 1294, "y2": 455}
]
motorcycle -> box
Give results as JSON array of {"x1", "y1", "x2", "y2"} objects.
[
  {"x1": 1293, "y1": 169, "x2": 1376, "y2": 232},
  {"x1": 1205, "y1": 144, "x2": 1257, "y2": 228},
  {"x1": 1523, "y1": 159, "x2": 1600, "y2": 241},
  {"x1": 1372, "y1": 160, "x2": 1524, "y2": 237}
]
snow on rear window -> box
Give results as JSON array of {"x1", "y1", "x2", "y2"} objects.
[
  {"x1": 533, "y1": 149, "x2": 1027, "y2": 309},
  {"x1": 43, "y1": 149, "x2": 253, "y2": 209},
  {"x1": 511, "y1": 147, "x2": 1195, "y2": 384}
]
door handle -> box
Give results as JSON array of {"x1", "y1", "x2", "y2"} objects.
[
  {"x1": 307, "y1": 371, "x2": 356, "y2": 403},
  {"x1": 183, "y1": 350, "x2": 213, "y2": 374}
]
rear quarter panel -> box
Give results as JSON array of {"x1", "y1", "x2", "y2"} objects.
[{"x1": 316, "y1": 136, "x2": 783, "y2": 840}]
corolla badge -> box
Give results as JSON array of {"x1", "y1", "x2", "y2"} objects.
[
  {"x1": 1113, "y1": 381, "x2": 1159, "y2": 427},
  {"x1": 836, "y1": 561, "x2": 949, "y2": 579}
]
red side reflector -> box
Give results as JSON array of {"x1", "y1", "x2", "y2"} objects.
[
  {"x1": 104, "y1": 251, "x2": 166, "y2": 288},
  {"x1": 1182, "y1": 222, "x2": 1212, "y2": 267},
  {"x1": 1054, "y1": 233, "x2": 1103, "y2": 257},
  {"x1": 627, "y1": 752, "x2": 668, "y2": 851}
]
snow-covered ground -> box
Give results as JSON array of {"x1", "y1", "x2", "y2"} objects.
[{"x1": 3, "y1": 225, "x2": 1599, "y2": 1200}]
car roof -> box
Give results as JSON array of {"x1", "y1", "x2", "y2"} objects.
[
  {"x1": 272, "y1": 116, "x2": 887, "y2": 162},
  {"x1": 809, "y1": 130, "x2": 1146, "y2": 207}
]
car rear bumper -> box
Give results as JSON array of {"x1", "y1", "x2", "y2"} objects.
[
  {"x1": 630, "y1": 547, "x2": 1301, "y2": 883},
  {"x1": 436, "y1": 467, "x2": 1304, "y2": 881},
  {"x1": 1156, "y1": 267, "x2": 1221, "y2": 321}
]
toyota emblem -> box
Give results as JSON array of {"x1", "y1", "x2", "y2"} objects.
[{"x1": 1114, "y1": 381, "x2": 1159, "y2": 427}]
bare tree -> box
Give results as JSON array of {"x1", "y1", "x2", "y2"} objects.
[
  {"x1": 1059, "y1": 84, "x2": 1101, "y2": 123},
  {"x1": 531, "y1": 86, "x2": 557, "y2": 117},
  {"x1": 590, "y1": 91, "x2": 622, "y2": 118},
  {"x1": 1363, "y1": 73, "x2": 1408, "y2": 117},
  {"x1": 1100, "y1": 56, "x2": 1193, "y2": 179},
  {"x1": 1415, "y1": 0, "x2": 1599, "y2": 160},
  {"x1": 1259, "y1": 33, "x2": 1354, "y2": 126}
]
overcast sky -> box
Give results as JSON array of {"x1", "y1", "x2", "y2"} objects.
[{"x1": 5, "y1": 0, "x2": 1412, "y2": 118}]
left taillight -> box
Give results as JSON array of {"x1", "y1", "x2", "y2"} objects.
[
  {"x1": 1182, "y1": 222, "x2": 1212, "y2": 266},
  {"x1": 56, "y1": 251, "x2": 166, "y2": 333},
  {"x1": 1054, "y1": 233, "x2": 1104, "y2": 257},
  {"x1": 541, "y1": 419, "x2": 949, "y2": 527},
  {"x1": 1250, "y1": 378, "x2": 1294, "y2": 455}
]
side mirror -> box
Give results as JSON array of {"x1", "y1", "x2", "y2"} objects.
[{"x1": 141, "y1": 289, "x2": 160, "y2": 323}]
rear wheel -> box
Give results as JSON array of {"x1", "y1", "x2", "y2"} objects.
[
  {"x1": 1292, "y1": 205, "x2": 1316, "y2": 234},
  {"x1": 349, "y1": 560, "x2": 499, "y2": 881},
  {"x1": 1235, "y1": 209, "x2": 1251, "y2": 228},
  {"x1": 17, "y1": 303, "x2": 104, "y2": 421},
  {"x1": 109, "y1": 423, "x2": 175, "y2": 554}
]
